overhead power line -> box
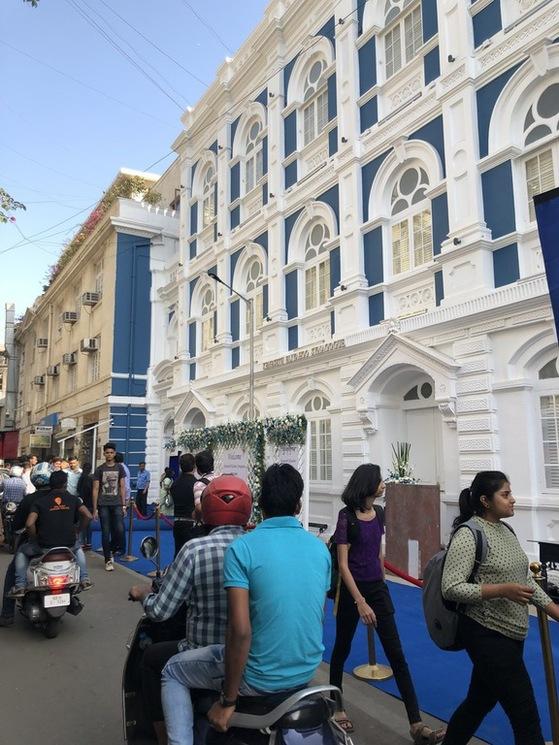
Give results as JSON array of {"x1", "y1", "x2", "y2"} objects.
[
  {"x1": 0, "y1": 40, "x2": 177, "y2": 128},
  {"x1": 64, "y1": 0, "x2": 185, "y2": 111},
  {"x1": 179, "y1": 0, "x2": 234, "y2": 55}
]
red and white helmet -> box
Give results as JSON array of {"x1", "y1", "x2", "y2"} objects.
[{"x1": 201, "y1": 475, "x2": 252, "y2": 527}]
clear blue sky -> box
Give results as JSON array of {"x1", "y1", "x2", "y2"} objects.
[{"x1": 0, "y1": 0, "x2": 269, "y2": 340}]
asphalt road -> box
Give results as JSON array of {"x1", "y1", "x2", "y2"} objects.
[{"x1": 0, "y1": 547, "x2": 143, "y2": 745}]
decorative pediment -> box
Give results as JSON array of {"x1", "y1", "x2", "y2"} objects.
[
  {"x1": 174, "y1": 388, "x2": 215, "y2": 426},
  {"x1": 347, "y1": 333, "x2": 461, "y2": 399}
]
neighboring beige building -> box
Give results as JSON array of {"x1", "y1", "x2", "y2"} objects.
[{"x1": 15, "y1": 165, "x2": 179, "y2": 483}]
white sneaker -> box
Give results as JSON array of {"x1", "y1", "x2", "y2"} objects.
[{"x1": 105, "y1": 560, "x2": 114, "y2": 572}]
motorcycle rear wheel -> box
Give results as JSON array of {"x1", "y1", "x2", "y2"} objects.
[{"x1": 43, "y1": 618, "x2": 60, "y2": 639}]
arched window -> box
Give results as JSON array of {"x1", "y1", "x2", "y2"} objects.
[
  {"x1": 383, "y1": 0, "x2": 423, "y2": 80},
  {"x1": 537, "y1": 357, "x2": 559, "y2": 489},
  {"x1": 304, "y1": 394, "x2": 332, "y2": 481},
  {"x1": 522, "y1": 83, "x2": 559, "y2": 222},
  {"x1": 238, "y1": 402, "x2": 261, "y2": 421},
  {"x1": 244, "y1": 258, "x2": 264, "y2": 336},
  {"x1": 390, "y1": 165, "x2": 432, "y2": 275},
  {"x1": 245, "y1": 120, "x2": 264, "y2": 193},
  {"x1": 305, "y1": 222, "x2": 331, "y2": 310},
  {"x1": 302, "y1": 59, "x2": 329, "y2": 146},
  {"x1": 200, "y1": 287, "x2": 216, "y2": 353},
  {"x1": 201, "y1": 165, "x2": 216, "y2": 228}
]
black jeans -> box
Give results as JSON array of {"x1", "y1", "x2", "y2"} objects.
[
  {"x1": 443, "y1": 615, "x2": 544, "y2": 745},
  {"x1": 1, "y1": 557, "x2": 16, "y2": 618},
  {"x1": 329, "y1": 580, "x2": 421, "y2": 725},
  {"x1": 98, "y1": 505, "x2": 125, "y2": 561},
  {"x1": 141, "y1": 640, "x2": 180, "y2": 723},
  {"x1": 136, "y1": 489, "x2": 147, "y2": 516},
  {"x1": 172, "y1": 520, "x2": 204, "y2": 558}
]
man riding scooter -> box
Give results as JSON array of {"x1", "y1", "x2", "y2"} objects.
[
  {"x1": 128, "y1": 474, "x2": 252, "y2": 745},
  {"x1": 9, "y1": 469, "x2": 93, "y2": 597}
]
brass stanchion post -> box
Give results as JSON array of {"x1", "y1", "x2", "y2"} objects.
[
  {"x1": 121, "y1": 499, "x2": 138, "y2": 562},
  {"x1": 531, "y1": 562, "x2": 559, "y2": 745},
  {"x1": 353, "y1": 624, "x2": 393, "y2": 681}
]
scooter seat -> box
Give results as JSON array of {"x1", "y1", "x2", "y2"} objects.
[{"x1": 274, "y1": 696, "x2": 334, "y2": 730}]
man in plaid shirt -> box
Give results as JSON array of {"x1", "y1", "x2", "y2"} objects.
[{"x1": 129, "y1": 475, "x2": 252, "y2": 745}]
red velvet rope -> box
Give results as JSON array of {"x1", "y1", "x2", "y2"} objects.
[
  {"x1": 384, "y1": 560, "x2": 424, "y2": 588},
  {"x1": 133, "y1": 505, "x2": 151, "y2": 520},
  {"x1": 132, "y1": 503, "x2": 175, "y2": 528},
  {"x1": 161, "y1": 514, "x2": 175, "y2": 528}
]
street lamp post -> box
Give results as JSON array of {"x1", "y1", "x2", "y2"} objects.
[{"x1": 207, "y1": 271, "x2": 255, "y2": 419}]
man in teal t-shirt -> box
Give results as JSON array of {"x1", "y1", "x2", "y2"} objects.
[{"x1": 160, "y1": 463, "x2": 331, "y2": 745}]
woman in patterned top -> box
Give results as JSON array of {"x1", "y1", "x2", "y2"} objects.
[
  {"x1": 442, "y1": 471, "x2": 559, "y2": 745},
  {"x1": 329, "y1": 464, "x2": 445, "y2": 744}
]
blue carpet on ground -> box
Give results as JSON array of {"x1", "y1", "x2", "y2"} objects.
[{"x1": 91, "y1": 523, "x2": 559, "y2": 745}]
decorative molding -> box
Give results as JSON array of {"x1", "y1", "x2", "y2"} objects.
[{"x1": 438, "y1": 399, "x2": 457, "y2": 428}]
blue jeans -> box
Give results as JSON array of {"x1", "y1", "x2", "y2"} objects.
[
  {"x1": 98, "y1": 504, "x2": 124, "y2": 561},
  {"x1": 80, "y1": 523, "x2": 92, "y2": 546},
  {"x1": 161, "y1": 644, "x2": 263, "y2": 745},
  {"x1": 14, "y1": 541, "x2": 89, "y2": 587}
]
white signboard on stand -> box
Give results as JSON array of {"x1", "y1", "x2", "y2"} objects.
[{"x1": 220, "y1": 447, "x2": 249, "y2": 482}]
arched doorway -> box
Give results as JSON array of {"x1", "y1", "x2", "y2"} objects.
[{"x1": 184, "y1": 408, "x2": 206, "y2": 430}]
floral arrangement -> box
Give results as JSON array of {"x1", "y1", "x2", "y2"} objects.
[
  {"x1": 45, "y1": 174, "x2": 162, "y2": 286},
  {"x1": 168, "y1": 414, "x2": 307, "y2": 523},
  {"x1": 386, "y1": 441, "x2": 418, "y2": 484}
]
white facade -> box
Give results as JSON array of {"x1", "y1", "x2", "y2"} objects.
[{"x1": 146, "y1": 0, "x2": 559, "y2": 553}]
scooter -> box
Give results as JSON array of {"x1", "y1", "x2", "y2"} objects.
[
  {"x1": 16, "y1": 546, "x2": 84, "y2": 638},
  {"x1": 1, "y1": 500, "x2": 18, "y2": 553},
  {"x1": 123, "y1": 536, "x2": 354, "y2": 745}
]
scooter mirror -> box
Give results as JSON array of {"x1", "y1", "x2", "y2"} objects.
[{"x1": 140, "y1": 536, "x2": 159, "y2": 560}]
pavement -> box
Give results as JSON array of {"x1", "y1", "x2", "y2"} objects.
[{"x1": 0, "y1": 547, "x2": 486, "y2": 745}]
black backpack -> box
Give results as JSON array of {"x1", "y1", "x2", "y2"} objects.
[{"x1": 327, "y1": 505, "x2": 385, "y2": 600}]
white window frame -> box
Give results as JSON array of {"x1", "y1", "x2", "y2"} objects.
[
  {"x1": 391, "y1": 204, "x2": 432, "y2": 276},
  {"x1": 301, "y1": 59, "x2": 329, "y2": 148},
  {"x1": 304, "y1": 222, "x2": 331, "y2": 312},
  {"x1": 244, "y1": 259, "x2": 265, "y2": 337},
  {"x1": 94, "y1": 259, "x2": 104, "y2": 298},
  {"x1": 383, "y1": 2, "x2": 423, "y2": 81},
  {"x1": 201, "y1": 166, "x2": 217, "y2": 229},
  {"x1": 87, "y1": 336, "x2": 101, "y2": 384},
  {"x1": 523, "y1": 143, "x2": 558, "y2": 224},
  {"x1": 244, "y1": 121, "x2": 265, "y2": 195},
  {"x1": 305, "y1": 395, "x2": 332, "y2": 483},
  {"x1": 200, "y1": 289, "x2": 216, "y2": 353}
]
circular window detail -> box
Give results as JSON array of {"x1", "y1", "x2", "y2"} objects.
[{"x1": 420, "y1": 382, "x2": 433, "y2": 399}]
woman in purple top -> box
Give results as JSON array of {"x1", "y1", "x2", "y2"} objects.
[{"x1": 329, "y1": 464, "x2": 444, "y2": 745}]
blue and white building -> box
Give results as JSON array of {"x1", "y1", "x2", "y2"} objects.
[{"x1": 147, "y1": 0, "x2": 559, "y2": 549}]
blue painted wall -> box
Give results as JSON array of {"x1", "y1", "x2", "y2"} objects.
[
  {"x1": 231, "y1": 162, "x2": 240, "y2": 202},
  {"x1": 230, "y1": 116, "x2": 241, "y2": 149},
  {"x1": 285, "y1": 208, "x2": 304, "y2": 264},
  {"x1": 288, "y1": 325, "x2": 299, "y2": 350},
  {"x1": 493, "y1": 243, "x2": 520, "y2": 288},
  {"x1": 411, "y1": 116, "x2": 446, "y2": 177},
  {"x1": 435, "y1": 270, "x2": 444, "y2": 306},
  {"x1": 359, "y1": 37, "x2": 377, "y2": 96},
  {"x1": 473, "y1": 1, "x2": 502, "y2": 48},
  {"x1": 476, "y1": 63, "x2": 522, "y2": 158},
  {"x1": 318, "y1": 15, "x2": 336, "y2": 47},
  {"x1": 330, "y1": 247, "x2": 341, "y2": 296},
  {"x1": 362, "y1": 150, "x2": 391, "y2": 221},
  {"x1": 424, "y1": 46, "x2": 440, "y2": 84},
  {"x1": 360, "y1": 97, "x2": 378, "y2": 133},
  {"x1": 231, "y1": 206, "x2": 240, "y2": 230},
  {"x1": 189, "y1": 363, "x2": 196, "y2": 381},
  {"x1": 422, "y1": 0, "x2": 438, "y2": 42},
  {"x1": 364, "y1": 227, "x2": 384, "y2": 286},
  {"x1": 286, "y1": 270, "x2": 298, "y2": 320},
  {"x1": 284, "y1": 55, "x2": 300, "y2": 99},
  {"x1": 255, "y1": 87, "x2": 268, "y2": 108},
  {"x1": 284, "y1": 111, "x2": 297, "y2": 156},
  {"x1": 329, "y1": 127, "x2": 338, "y2": 157},
  {"x1": 255, "y1": 230, "x2": 269, "y2": 255},
  {"x1": 230, "y1": 248, "x2": 243, "y2": 287},
  {"x1": 231, "y1": 347, "x2": 240, "y2": 369},
  {"x1": 328, "y1": 74, "x2": 337, "y2": 120},
  {"x1": 369, "y1": 293, "x2": 384, "y2": 326},
  {"x1": 263, "y1": 284, "x2": 269, "y2": 318},
  {"x1": 109, "y1": 405, "x2": 147, "y2": 479},
  {"x1": 190, "y1": 202, "x2": 198, "y2": 235},
  {"x1": 482, "y1": 161, "x2": 516, "y2": 238},
  {"x1": 189, "y1": 240, "x2": 197, "y2": 260},
  {"x1": 188, "y1": 277, "x2": 199, "y2": 314},
  {"x1": 188, "y1": 322, "x2": 196, "y2": 357},
  {"x1": 231, "y1": 299, "x2": 240, "y2": 342},
  {"x1": 432, "y1": 192, "x2": 449, "y2": 256},
  {"x1": 262, "y1": 135, "x2": 269, "y2": 175},
  {"x1": 112, "y1": 233, "x2": 151, "y2": 397},
  {"x1": 285, "y1": 161, "x2": 298, "y2": 189},
  {"x1": 317, "y1": 184, "x2": 340, "y2": 227}
]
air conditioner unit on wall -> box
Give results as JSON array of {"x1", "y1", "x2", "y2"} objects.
[
  {"x1": 61, "y1": 311, "x2": 78, "y2": 324},
  {"x1": 62, "y1": 352, "x2": 77, "y2": 365},
  {"x1": 81, "y1": 292, "x2": 100, "y2": 306},
  {"x1": 33, "y1": 375, "x2": 45, "y2": 386},
  {"x1": 36, "y1": 338, "x2": 48, "y2": 349},
  {"x1": 46, "y1": 364, "x2": 60, "y2": 376},
  {"x1": 80, "y1": 338, "x2": 99, "y2": 352}
]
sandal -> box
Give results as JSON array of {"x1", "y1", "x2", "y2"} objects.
[
  {"x1": 333, "y1": 716, "x2": 355, "y2": 734},
  {"x1": 410, "y1": 723, "x2": 446, "y2": 744}
]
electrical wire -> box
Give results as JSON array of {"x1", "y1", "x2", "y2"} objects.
[
  {"x1": 179, "y1": 0, "x2": 234, "y2": 55},
  {"x1": 0, "y1": 39, "x2": 177, "y2": 128},
  {"x1": 0, "y1": 143, "x2": 104, "y2": 190},
  {"x1": 78, "y1": 0, "x2": 191, "y2": 108},
  {"x1": 64, "y1": 0, "x2": 185, "y2": 111},
  {"x1": 96, "y1": 0, "x2": 209, "y2": 89}
]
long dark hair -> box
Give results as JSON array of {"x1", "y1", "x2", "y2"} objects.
[
  {"x1": 341, "y1": 463, "x2": 383, "y2": 513},
  {"x1": 453, "y1": 471, "x2": 509, "y2": 529}
]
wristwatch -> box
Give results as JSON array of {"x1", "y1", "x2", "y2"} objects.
[{"x1": 219, "y1": 690, "x2": 238, "y2": 708}]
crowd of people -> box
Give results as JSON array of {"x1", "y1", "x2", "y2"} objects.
[{"x1": 1, "y1": 447, "x2": 558, "y2": 745}]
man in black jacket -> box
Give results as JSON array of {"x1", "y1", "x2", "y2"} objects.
[{"x1": 169, "y1": 453, "x2": 200, "y2": 557}]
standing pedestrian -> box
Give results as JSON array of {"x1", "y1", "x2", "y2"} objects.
[
  {"x1": 1, "y1": 466, "x2": 27, "y2": 505},
  {"x1": 169, "y1": 454, "x2": 199, "y2": 556},
  {"x1": 192, "y1": 450, "x2": 216, "y2": 519},
  {"x1": 78, "y1": 463, "x2": 94, "y2": 549},
  {"x1": 65, "y1": 455, "x2": 82, "y2": 497},
  {"x1": 92, "y1": 442, "x2": 127, "y2": 572},
  {"x1": 159, "y1": 468, "x2": 175, "y2": 517},
  {"x1": 329, "y1": 463, "x2": 444, "y2": 744},
  {"x1": 441, "y1": 471, "x2": 559, "y2": 745},
  {"x1": 21, "y1": 456, "x2": 36, "y2": 495},
  {"x1": 136, "y1": 461, "x2": 151, "y2": 516}
]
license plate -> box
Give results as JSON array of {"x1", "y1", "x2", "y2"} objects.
[{"x1": 44, "y1": 593, "x2": 70, "y2": 608}]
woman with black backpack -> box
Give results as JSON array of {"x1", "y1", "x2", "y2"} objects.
[
  {"x1": 329, "y1": 463, "x2": 444, "y2": 744},
  {"x1": 441, "y1": 471, "x2": 559, "y2": 745}
]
